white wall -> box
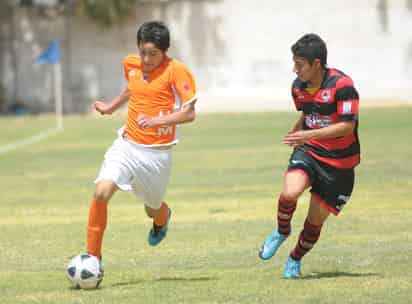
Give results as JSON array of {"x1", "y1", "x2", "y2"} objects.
[
  {"x1": 163, "y1": 0, "x2": 412, "y2": 111},
  {"x1": 3, "y1": 0, "x2": 412, "y2": 112}
]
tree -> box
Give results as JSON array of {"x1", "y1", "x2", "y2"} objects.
[{"x1": 78, "y1": 0, "x2": 136, "y2": 26}]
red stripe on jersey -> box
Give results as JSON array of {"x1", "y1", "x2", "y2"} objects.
[
  {"x1": 328, "y1": 69, "x2": 342, "y2": 78},
  {"x1": 336, "y1": 75, "x2": 354, "y2": 88},
  {"x1": 306, "y1": 150, "x2": 360, "y2": 169},
  {"x1": 307, "y1": 133, "x2": 357, "y2": 151}
]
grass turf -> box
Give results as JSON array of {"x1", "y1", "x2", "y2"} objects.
[{"x1": 0, "y1": 107, "x2": 411, "y2": 303}]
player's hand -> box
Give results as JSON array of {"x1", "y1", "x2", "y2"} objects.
[
  {"x1": 93, "y1": 101, "x2": 112, "y2": 115},
  {"x1": 282, "y1": 130, "x2": 313, "y2": 147},
  {"x1": 137, "y1": 114, "x2": 162, "y2": 129}
]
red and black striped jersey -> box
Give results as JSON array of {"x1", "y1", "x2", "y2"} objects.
[{"x1": 291, "y1": 68, "x2": 360, "y2": 169}]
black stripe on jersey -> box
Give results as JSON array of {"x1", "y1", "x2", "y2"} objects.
[
  {"x1": 304, "y1": 141, "x2": 360, "y2": 159},
  {"x1": 320, "y1": 68, "x2": 347, "y2": 88},
  {"x1": 339, "y1": 114, "x2": 358, "y2": 121},
  {"x1": 293, "y1": 78, "x2": 306, "y2": 90},
  {"x1": 301, "y1": 102, "x2": 337, "y2": 115},
  {"x1": 322, "y1": 75, "x2": 340, "y2": 89},
  {"x1": 335, "y1": 86, "x2": 359, "y2": 101}
]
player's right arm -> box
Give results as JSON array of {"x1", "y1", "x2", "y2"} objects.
[
  {"x1": 289, "y1": 80, "x2": 305, "y2": 134},
  {"x1": 289, "y1": 112, "x2": 305, "y2": 133},
  {"x1": 93, "y1": 86, "x2": 129, "y2": 115},
  {"x1": 282, "y1": 112, "x2": 304, "y2": 147}
]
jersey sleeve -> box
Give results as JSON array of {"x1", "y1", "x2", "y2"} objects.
[
  {"x1": 123, "y1": 54, "x2": 140, "y2": 82},
  {"x1": 171, "y1": 62, "x2": 197, "y2": 106},
  {"x1": 292, "y1": 80, "x2": 302, "y2": 111},
  {"x1": 123, "y1": 56, "x2": 130, "y2": 82},
  {"x1": 123, "y1": 64, "x2": 129, "y2": 81},
  {"x1": 335, "y1": 77, "x2": 359, "y2": 121}
]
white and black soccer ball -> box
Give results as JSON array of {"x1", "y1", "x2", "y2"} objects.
[{"x1": 66, "y1": 254, "x2": 104, "y2": 289}]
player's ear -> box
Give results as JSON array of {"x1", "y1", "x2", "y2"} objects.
[{"x1": 313, "y1": 58, "x2": 321, "y2": 69}]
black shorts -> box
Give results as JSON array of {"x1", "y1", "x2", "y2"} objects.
[{"x1": 287, "y1": 147, "x2": 355, "y2": 215}]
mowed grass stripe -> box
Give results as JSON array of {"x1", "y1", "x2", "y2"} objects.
[{"x1": 0, "y1": 107, "x2": 411, "y2": 304}]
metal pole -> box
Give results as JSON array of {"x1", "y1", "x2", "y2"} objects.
[{"x1": 54, "y1": 62, "x2": 63, "y2": 130}]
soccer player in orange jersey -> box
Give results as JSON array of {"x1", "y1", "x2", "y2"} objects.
[
  {"x1": 259, "y1": 34, "x2": 360, "y2": 278},
  {"x1": 87, "y1": 21, "x2": 197, "y2": 263}
]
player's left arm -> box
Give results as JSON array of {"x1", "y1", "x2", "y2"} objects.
[
  {"x1": 137, "y1": 101, "x2": 196, "y2": 128},
  {"x1": 284, "y1": 77, "x2": 359, "y2": 146},
  {"x1": 138, "y1": 61, "x2": 197, "y2": 129},
  {"x1": 283, "y1": 121, "x2": 356, "y2": 146}
]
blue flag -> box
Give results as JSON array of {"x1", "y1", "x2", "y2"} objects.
[{"x1": 36, "y1": 40, "x2": 60, "y2": 64}]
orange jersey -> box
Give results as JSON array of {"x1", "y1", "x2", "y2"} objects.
[{"x1": 122, "y1": 54, "x2": 197, "y2": 146}]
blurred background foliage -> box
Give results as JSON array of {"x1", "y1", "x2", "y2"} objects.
[
  {"x1": 3, "y1": 0, "x2": 166, "y2": 26},
  {"x1": 77, "y1": 0, "x2": 137, "y2": 26}
]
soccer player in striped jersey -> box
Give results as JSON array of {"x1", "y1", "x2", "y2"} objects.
[
  {"x1": 86, "y1": 21, "x2": 197, "y2": 264},
  {"x1": 259, "y1": 33, "x2": 360, "y2": 279}
]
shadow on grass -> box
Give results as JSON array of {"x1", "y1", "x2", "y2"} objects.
[
  {"x1": 302, "y1": 271, "x2": 380, "y2": 280},
  {"x1": 111, "y1": 276, "x2": 217, "y2": 287}
]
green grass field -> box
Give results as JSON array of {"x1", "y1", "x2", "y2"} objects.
[{"x1": 0, "y1": 107, "x2": 411, "y2": 303}]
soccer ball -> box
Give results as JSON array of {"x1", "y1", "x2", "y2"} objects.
[{"x1": 66, "y1": 254, "x2": 103, "y2": 289}]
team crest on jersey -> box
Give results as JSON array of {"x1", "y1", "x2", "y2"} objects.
[
  {"x1": 128, "y1": 70, "x2": 136, "y2": 77},
  {"x1": 321, "y1": 90, "x2": 331, "y2": 102},
  {"x1": 182, "y1": 81, "x2": 190, "y2": 92}
]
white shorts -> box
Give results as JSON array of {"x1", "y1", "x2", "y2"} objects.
[{"x1": 95, "y1": 135, "x2": 172, "y2": 209}]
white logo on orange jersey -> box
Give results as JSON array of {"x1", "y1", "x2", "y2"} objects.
[
  {"x1": 157, "y1": 110, "x2": 173, "y2": 137},
  {"x1": 158, "y1": 126, "x2": 173, "y2": 136}
]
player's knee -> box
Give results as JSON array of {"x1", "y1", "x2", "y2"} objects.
[
  {"x1": 93, "y1": 180, "x2": 118, "y2": 203},
  {"x1": 281, "y1": 190, "x2": 301, "y2": 202},
  {"x1": 93, "y1": 185, "x2": 114, "y2": 203},
  {"x1": 93, "y1": 190, "x2": 110, "y2": 203}
]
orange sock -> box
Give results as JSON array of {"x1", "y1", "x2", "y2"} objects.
[
  {"x1": 154, "y1": 202, "x2": 168, "y2": 226},
  {"x1": 87, "y1": 199, "x2": 107, "y2": 258}
]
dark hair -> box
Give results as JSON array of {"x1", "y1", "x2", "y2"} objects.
[
  {"x1": 291, "y1": 33, "x2": 327, "y2": 68},
  {"x1": 137, "y1": 21, "x2": 170, "y2": 52}
]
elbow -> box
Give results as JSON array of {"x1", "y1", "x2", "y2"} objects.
[
  {"x1": 181, "y1": 102, "x2": 196, "y2": 123},
  {"x1": 185, "y1": 107, "x2": 196, "y2": 123},
  {"x1": 339, "y1": 121, "x2": 356, "y2": 137},
  {"x1": 345, "y1": 122, "x2": 356, "y2": 134},
  {"x1": 190, "y1": 108, "x2": 196, "y2": 121},
  {"x1": 187, "y1": 111, "x2": 195, "y2": 123}
]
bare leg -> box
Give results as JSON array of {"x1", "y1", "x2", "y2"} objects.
[
  {"x1": 282, "y1": 171, "x2": 311, "y2": 201},
  {"x1": 306, "y1": 194, "x2": 330, "y2": 226},
  {"x1": 94, "y1": 180, "x2": 118, "y2": 203}
]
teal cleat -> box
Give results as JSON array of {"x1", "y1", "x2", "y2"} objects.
[
  {"x1": 283, "y1": 256, "x2": 301, "y2": 279},
  {"x1": 259, "y1": 230, "x2": 289, "y2": 260},
  {"x1": 148, "y1": 208, "x2": 171, "y2": 246}
]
